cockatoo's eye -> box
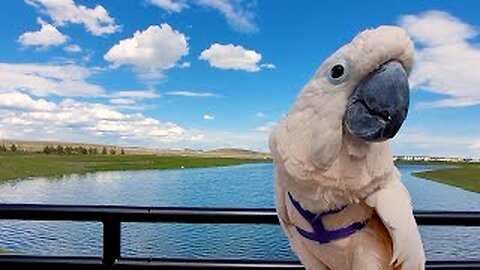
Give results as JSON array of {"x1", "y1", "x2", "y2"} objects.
[
  {"x1": 328, "y1": 60, "x2": 349, "y2": 84},
  {"x1": 331, "y1": 65, "x2": 344, "y2": 78}
]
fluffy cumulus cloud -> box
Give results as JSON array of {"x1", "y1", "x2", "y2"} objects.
[
  {"x1": 104, "y1": 24, "x2": 189, "y2": 81},
  {"x1": 399, "y1": 11, "x2": 480, "y2": 108},
  {"x1": 200, "y1": 43, "x2": 273, "y2": 72},
  {"x1": 0, "y1": 91, "x2": 271, "y2": 150},
  {"x1": 18, "y1": 18, "x2": 68, "y2": 48},
  {"x1": 0, "y1": 63, "x2": 104, "y2": 97},
  {"x1": 148, "y1": 0, "x2": 256, "y2": 33},
  {"x1": 26, "y1": 0, "x2": 121, "y2": 36},
  {"x1": 0, "y1": 92, "x2": 56, "y2": 111},
  {"x1": 0, "y1": 92, "x2": 187, "y2": 145}
]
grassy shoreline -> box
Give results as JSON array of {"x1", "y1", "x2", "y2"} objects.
[
  {"x1": 395, "y1": 160, "x2": 480, "y2": 193},
  {"x1": 0, "y1": 154, "x2": 478, "y2": 193},
  {"x1": 0, "y1": 154, "x2": 270, "y2": 182}
]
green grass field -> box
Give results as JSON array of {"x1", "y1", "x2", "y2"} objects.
[
  {"x1": 0, "y1": 153, "x2": 269, "y2": 182},
  {"x1": 396, "y1": 160, "x2": 480, "y2": 193},
  {"x1": 0, "y1": 154, "x2": 477, "y2": 193},
  {"x1": 412, "y1": 165, "x2": 480, "y2": 193}
]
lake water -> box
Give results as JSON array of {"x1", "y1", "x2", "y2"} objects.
[{"x1": 0, "y1": 163, "x2": 479, "y2": 261}]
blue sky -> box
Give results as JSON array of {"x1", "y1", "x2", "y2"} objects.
[{"x1": 1, "y1": 1, "x2": 480, "y2": 157}]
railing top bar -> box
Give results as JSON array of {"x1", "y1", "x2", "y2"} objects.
[
  {"x1": 0, "y1": 203, "x2": 277, "y2": 213},
  {"x1": 0, "y1": 204, "x2": 479, "y2": 226},
  {"x1": 0, "y1": 204, "x2": 278, "y2": 223}
]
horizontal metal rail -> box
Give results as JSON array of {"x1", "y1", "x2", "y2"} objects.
[
  {"x1": 0, "y1": 204, "x2": 479, "y2": 269},
  {"x1": 1, "y1": 204, "x2": 479, "y2": 225}
]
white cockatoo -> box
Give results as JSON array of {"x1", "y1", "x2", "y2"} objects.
[{"x1": 269, "y1": 26, "x2": 425, "y2": 270}]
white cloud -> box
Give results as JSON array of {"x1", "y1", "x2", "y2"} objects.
[
  {"x1": 26, "y1": 0, "x2": 120, "y2": 36},
  {"x1": 400, "y1": 11, "x2": 475, "y2": 46},
  {"x1": 0, "y1": 92, "x2": 56, "y2": 111},
  {"x1": 260, "y1": 63, "x2": 276, "y2": 69},
  {"x1": 18, "y1": 18, "x2": 68, "y2": 48},
  {"x1": 166, "y1": 91, "x2": 216, "y2": 97},
  {"x1": 0, "y1": 92, "x2": 186, "y2": 144},
  {"x1": 196, "y1": 0, "x2": 257, "y2": 33},
  {"x1": 417, "y1": 97, "x2": 480, "y2": 109},
  {"x1": 392, "y1": 129, "x2": 480, "y2": 158},
  {"x1": 114, "y1": 89, "x2": 159, "y2": 99},
  {"x1": 469, "y1": 140, "x2": 480, "y2": 150},
  {"x1": 399, "y1": 10, "x2": 480, "y2": 108},
  {"x1": 178, "y1": 62, "x2": 191, "y2": 68},
  {"x1": 104, "y1": 24, "x2": 189, "y2": 81},
  {"x1": 149, "y1": 0, "x2": 188, "y2": 12},
  {"x1": 109, "y1": 98, "x2": 135, "y2": 105},
  {"x1": 203, "y1": 114, "x2": 214, "y2": 120},
  {"x1": 0, "y1": 62, "x2": 104, "y2": 97},
  {"x1": 179, "y1": 127, "x2": 271, "y2": 151},
  {"x1": 254, "y1": 121, "x2": 276, "y2": 132},
  {"x1": 0, "y1": 91, "x2": 272, "y2": 150},
  {"x1": 148, "y1": 0, "x2": 256, "y2": 33},
  {"x1": 64, "y1": 44, "x2": 81, "y2": 52},
  {"x1": 200, "y1": 43, "x2": 273, "y2": 72}
]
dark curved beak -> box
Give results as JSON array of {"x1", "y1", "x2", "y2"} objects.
[{"x1": 344, "y1": 61, "x2": 409, "y2": 142}]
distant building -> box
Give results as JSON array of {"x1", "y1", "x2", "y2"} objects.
[{"x1": 394, "y1": 155, "x2": 479, "y2": 163}]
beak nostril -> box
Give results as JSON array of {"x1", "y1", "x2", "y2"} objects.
[
  {"x1": 381, "y1": 111, "x2": 391, "y2": 122},
  {"x1": 359, "y1": 100, "x2": 391, "y2": 122}
]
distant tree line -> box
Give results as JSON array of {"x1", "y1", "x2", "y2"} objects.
[
  {"x1": 43, "y1": 145, "x2": 125, "y2": 155},
  {"x1": 0, "y1": 143, "x2": 126, "y2": 156},
  {"x1": 0, "y1": 143, "x2": 17, "y2": 153}
]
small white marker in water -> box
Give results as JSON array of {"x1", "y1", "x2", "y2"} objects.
[{"x1": 181, "y1": 166, "x2": 185, "y2": 169}]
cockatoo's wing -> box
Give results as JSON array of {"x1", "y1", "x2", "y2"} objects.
[{"x1": 365, "y1": 175, "x2": 425, "y2": 270}]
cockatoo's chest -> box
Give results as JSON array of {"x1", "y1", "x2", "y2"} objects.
[
  {"x1": 284, "y1": 190, "x2": 373, "y2": 238},
  {"x1": 274, "y1": 157, "x2": 394, "y2": 213},
  {"x1": 279, "y1": 186, "x2": 392, "y2": 269}
]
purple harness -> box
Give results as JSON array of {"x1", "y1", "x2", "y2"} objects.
[{"x1": 288, "y1": 192, "x2": 366, "y2": 244}]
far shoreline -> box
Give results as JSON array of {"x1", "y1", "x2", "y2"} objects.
[
  {"x1": 0, "y1": 154, "x2": 478, "y2": 194},
  {"x1": 0, "y1": 153, "x2": 271, "y2": 182},
  {"x1": 395, "y1": 160, "x2": 480, "y2": 193}
]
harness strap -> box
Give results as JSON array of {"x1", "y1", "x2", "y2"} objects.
[{"x1": 287, "y1": 192, "x2": 366, "y2": 244}]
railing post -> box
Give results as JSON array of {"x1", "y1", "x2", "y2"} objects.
[{"x1": 103, "y1": 216, "x2": 120, "y2": 269}]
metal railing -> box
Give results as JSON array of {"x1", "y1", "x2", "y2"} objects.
[{"x1": 0, "y1": 204, "x2": 479, "y2": 269}]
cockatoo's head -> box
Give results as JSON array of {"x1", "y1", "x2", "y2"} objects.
[
  {"x1": 294, "y1": 25, "x2": 413, "y2": 143},
  {"x1": 270, "y1": 26, "x2": 413, "y2": 194}
]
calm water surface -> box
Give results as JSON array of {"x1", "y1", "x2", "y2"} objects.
[{"x1": 0, "y1": 163, "x2": 479, "y2": 261}]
